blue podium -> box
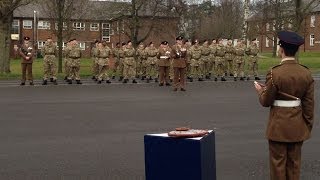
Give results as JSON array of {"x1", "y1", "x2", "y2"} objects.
[{"x1": 144, "y1": 131, "x2": 216, "y2": 180}]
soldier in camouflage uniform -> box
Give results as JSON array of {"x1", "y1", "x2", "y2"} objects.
[
  {"x1": 201, "y1": 40, "x2": 211, "y2": 79},
  {"x1": 123, "y1": 41, "x2": 137, "y2": 83},
  {"x1": 41, "y1": 37, "x2": 58, "y2": 85},
  {"x1": 246, "y1": 39, "x2": 260, "y2": 81},
  {"x1": 233, "y1": 40, "x2": 246, "y2": 81},
  {"x1": 91, "y1": 40, "x2": 99, "y2": 81},
  {"x1": 64, "y1": 40, "x2": 72, "y2": 81},
  {"x1": 145, "y1": 42, "x2": 159, "y2": 83},
  {"x1": 97, "y1": 41, "x2": 112, "y2": 84},
  {"x1": 224, "y1": 39, "x2": 235, "y2": 77},
  {"x1": 117, "y1": 42, "x2": 126, "y2": 81},
  {"x1": 136, "y1": 43, "x2": 148, "y2": 80},
  {"x1": 189, "y1": 39, "x2": 203, "y2": 82},
  {"x1": 111, "y1": 43, "x2": 120, "y2": 79},
  {"x1": 214, "y1": 39, "x2": 226, "y2": 81},
  {"x1": 209, "y1": 39, "x2": 217, "y2": 77},
  {"x1": 185, "y1": 40, "x2": 192, "y2": 79},
  {"x1": 67, "y1": 39, "x2": 82, "y2": 84}
]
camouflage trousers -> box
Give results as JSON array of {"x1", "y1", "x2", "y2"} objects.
[
  {"x1": 210, "y1": 56, "x2": 216, "y2": 75},
  {"x1": 68, "y1": 58, "x2": 81, "y2": 80},
  {"x1": 201, "y1": 56, "x2": 211, "y2": 76},
  {"x1": 92, "y1": 58, "x2": 99, "y2": 78},
  {"x1": 247, "y1": 58, "x2": 259, "y2": 78},
  {"x1": 136, "y1": 59, "x2": 147, "y2": 77},
  {"x1": 186, "y1": 59, "x2": 192, "y2": 78},
  {"x1": 43, "y1": 55, "x2": 57, "y2": 80},
  {"x1": 234, "y1": 59, "x2": 245, "y2": 78},
  {"x1": 215, "y1": 57, "x2": 225, "y2": 77},
  {"x1": 190, "y1": 59, "x2": 203, "y2": 78},
  {"x1": 97, "y1": 58, "x2": 110, "y2": 81},
  {"x1": 146, "y1": 58, "x2": 158, "y2": 79},
  {"x1": 64, "y1": 58, "x2": 70, "y2": 78},
  {"x1": 225, "y1": 60, "x2": 234, "y2": 76},
  {"x1": 117, "y1": 58, "x2": 124, "y2": 77},
  {"x1": 169, "y1": 60, "x2": 174, "y2": 80},
  {"x1": 123, "y1": 58, "x2": 136, "y2": 80}
]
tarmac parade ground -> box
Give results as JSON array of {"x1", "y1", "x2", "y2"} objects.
[{"x1": 0, "y1": 78, "x2": 319, "y2": 180}]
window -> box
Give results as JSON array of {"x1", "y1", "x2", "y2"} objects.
[
  {"x1": 55, "y1": 22, "x2": 67, "y2": 30},
  {"x1": 272, "y1": 20, "x2": 276, "y2": 31},
  {"x1": 55, "y1": 42, "x2": 68, "y2": 50},
  {"x1": 90, "y1": 23, "x2": 99, "y2": 31},
  {"x1": 73, "y1": 22, "x2": 85, "y2": 31},
  {"x1": 272, "y1": 37, "x2": 275, "y2": 47},
  {"x1": 12, "y1": 20, "x2": 20, "y2": 34},
  {"x1": 23, "y1": 20, "x2": 32, "y2": 29},
  {"x1": 102, "y1": 23, "x2": 111, "y2": 42},
  {"x1": 38, "y1": 21, "x2": 50, "y2": 29},
  {"x1": 310, "y1": 34, "x2": 315, "y2": 46},
  {"x1": 266, "y1": 37, "x2": 269, "y2": 48},
  {"x1": 79, "y1": 42, "x2": 85, "y2": 50},
  {"x1": 38, "y1": 41, "x2": 45, "y2": 49},
  {"x1": 266, "y1": 23, "x2": 270, "y2": 31},
  {"x1": 310, "y1": 15, "x2": 315, "y2": 27}
]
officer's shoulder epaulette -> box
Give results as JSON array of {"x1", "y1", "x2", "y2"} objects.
[
  {"x1": 271, "y1": 64, "x2": 282, "y2": 69},
  {"x1": 299, "y1": 64, "x2": 309, "y2": 69}
]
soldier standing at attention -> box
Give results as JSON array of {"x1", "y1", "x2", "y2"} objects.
[
  {"x1": 41, "y1": 37, "x2": 58, "y2": 85},
  {"x1": 123, "y1": 41, "x2": 137, "y2": 84},
  {"x1": 171, "y1": 36, "x2": 187, "y2": 91},
  {"x1": 64, "y1": 40, "x2": 72, "y2": 82},
  {"x1": 233, "y1": 40, "x2": 246, "y2": 81},
  {"x1": 19, "y1": 36, "x2": 35, "y2": 86},
  {"x1": 157, "y1": 41, "x2": 171, "y2": 86},
  {"x1": 189, "y1": 39, "x2": 203, "y2": 82},
  {"x1": 201, "y1": 39, "x2": 211, "y2": 79},
  {"x1": 214, "y1": 39, "x2": 226, "y2": 81},
  {"x1": 185, "y1": 40, "x2": 192, "y2": 80},
  {"x1": 246, "y1": 39, "x2": 261, "y2": 81},
  {"x1": 91, "y1": 40, "x2": 99, "y2": 81},
  {"x1": 111, "y1": 43, "x2": 120, "y2": 80},
  {"x1": 96, "y1": 41, "x2": 112, "y2": 84},
  {"x1": 254, "y1": 31, "x2": 314, "y2": 180},
  {"x1": 136, "y1": 43, "x2": 147, "y2": 80},
  {"x1": 209, "y1": 39, "x2": 217, "y2": 77},
  {"x1": 145, "y1": 42, "x2": 159, "y2": 83},
  {"x1": 225, "y1": 39, "x2": 235, "y2": 77},
  {"x1": 118, "y1": 42, "x2": 126, "y2": 82},
  {"x1": 67, "y1": 39, "x2": 82, "y2": 84}
]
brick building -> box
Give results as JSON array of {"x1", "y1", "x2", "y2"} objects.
[
  {"x1": 248, "y1": 2, "x2": 320, "y2": 53},
  {"x1": 11, "y1": 1, "x2": 179, "y2": 58}
]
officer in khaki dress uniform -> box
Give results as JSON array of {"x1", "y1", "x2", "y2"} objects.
[
  {"x1": 19, "y1": 36, "x2": 35, "y2": 86},
  {"x1": 254, "y1": 31, "x2": 314, "y2": 180},
  {"x1": 171, "y1": 36, "x2": 187, "y2": 91},
  {"x1": 157, "y1": 41, "x2": 171, "y2": 86}
]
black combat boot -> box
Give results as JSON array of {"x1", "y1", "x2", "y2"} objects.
[
  {"x1": 234, "y1": 77, "x2": 237, "y2": 81},
  {"x1": 119, "y1": 76, "x2": 124, "y2": 81},
  {"x1": 97, "y1": 80, "x2": 102, "y2": 84},
  {"x1": 50, "y1": 78, "x2": 54, "y2": 82},
  {"x1": 132, "y1": 79, "x2": 138, "y2": 84},
  {"x1": 240, "y1": 77, "x2": 245, "y2": 81},
  {"x1": 255, "y1": 77, "x2": 261, "y2": 80},
  {"x1": 141, "y1": 76, "x2": 145, "y2": 80},
  {"x1": 20, "y1": 82, "x2": 25, "y2": 86},
  {"x1": 159, "y1": 83, "x2": 164, "y2": 86},
  {"x1": 106, "y1": 80, "x2": 111, "y2": 84},
  {"x1": 154, "y1": 78, "x2": 158, "y2": 83},
  {"x1": 180, "y1": 88, "x2": 186, "y2": 91},
  {"x1": 165, "y1": 83, "x2": 171, "y2": 86},
  {"x1": 146, "y1": 78, "x2": 150, "y2": 83},
  {"x1": 76, "y1": 80, "x2": 82, "y2": 84},
  {"x1": 42, "y1": 80, "x2": 48, "y2": 85},
  {"x1": 112, "y1": 75, "x2": 115, "y2": 79},
  {"x1": 198, "y1": 78, "x2": 204, "y2": 81},
  {"x1": 221, "y1": 77, "x2": 226, "y2": 81},
  {"x1": 230, "y1": 73, "x2": 234, "y2": 77},
  {"x1": 247, "y1": 77, "x2": 250, "y2": 81},
  {"x1": 214, "y1": 77, "x2": 218, "y2": 81},
  {"x1": 68, "y1": 79, "x2": 72, "y2": 84},
  {"x1": 29, "y1": 81, "x2": 34, "y2": 86},
  {"x1": 53, "y1": 80, "x2": 58, "y2": 85},
  {"x1": 91, "y1": 76, "x2": 96, "y2": 80},
  {"x1": 189, "y1": 78, "x2": 193, "y2": 82},
  {"x1": 64, "y1": 76, "x2": 68, "y2": 81},
  {"x1": 123, "y1": 79, "x2": 128, "y2": 83}
]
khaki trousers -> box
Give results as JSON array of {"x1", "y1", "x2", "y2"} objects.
[
  {"x1": 268, "y1": 140, "x2": 303, "y2": 180},
  {"x1": 159, "y1": 66, "x2": 170, "y2": 84},
  {"x1": 21, "y1": 63, "x2": 33, "y2": 83},
  {"x1": 173, "y1": 67, "x2": 186, "y2": 89}
]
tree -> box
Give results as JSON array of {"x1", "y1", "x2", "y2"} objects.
[
  {"x1": 0, "y1": 0, "x2": 34, "y2": 74},
  {"x1": 40, "y1": 0, "x2": 93, "y2": 73}
]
